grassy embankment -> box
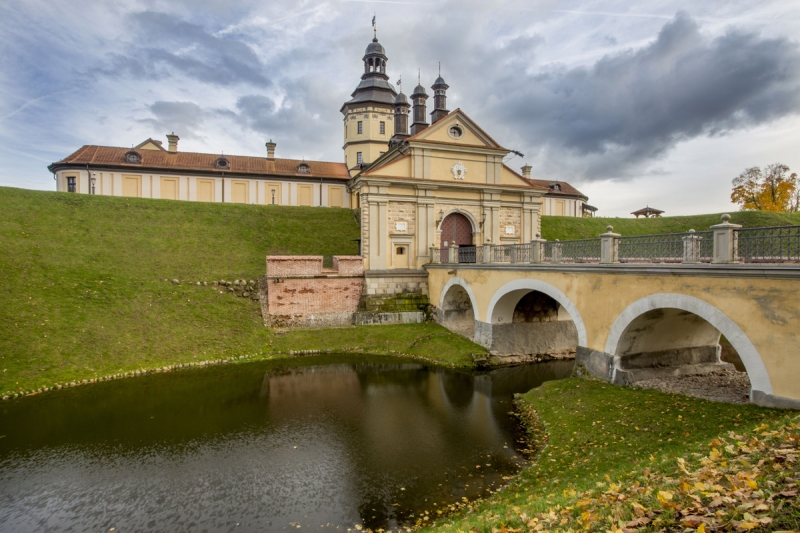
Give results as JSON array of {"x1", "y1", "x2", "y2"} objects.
[
  {"x1": 421, "y1": 379, "x2": 800, "y2": 533},
  {"x1": 0, "y1": 187, "x2": 480, "y2": 397},
  {"x1": 541, "y1": 211, "x2": 800, "y2": 241}
]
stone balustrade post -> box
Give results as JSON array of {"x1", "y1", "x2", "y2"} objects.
[
  {"x1": 710, "y1": 214, "x2": 741, "y2": 264},
  {"x1": 600, "y1": 225, "x2": 620, "y2": 264},
  {"x1": 552, "y1": 239, "x2": 563, "y2": 264},
  {"x1": 450, "y1": 244, "x2": 459, "y2": 264},
  {"x1": 510, "y1": 245, "x2": 518, "y2": 264},
  {"x1": 682, "y1": 229, "x2": 700, "y2": 264},
  {"x1": 530, "y1": 236, "x2": 546, "y2": 263},
  {"x1": 429, "y1": 246, "x2": 438, "y2": 264},
  {"x1": 482, "y1": 243, "x2": 492, "y2": 264}
]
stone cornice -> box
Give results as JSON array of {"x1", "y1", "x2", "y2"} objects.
[{"x1": 424, "y1": 262, "x2": 800, "y2": 280}]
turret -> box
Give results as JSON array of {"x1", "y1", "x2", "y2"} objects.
[
  {"x1": 410, "y1": 83, "x2": 429, "y2": 135},
  {"x1": 390, "y1": 91, "x2": 411, "y2": 147},
  {"x1": 430, "y1": 75, "x2": 449, "y2": 124}
]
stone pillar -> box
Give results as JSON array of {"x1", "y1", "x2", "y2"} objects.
[
  {"x1": 450, "y1": 244, "x2": 459, "y2": 264},
  {"x1": 682, "y1": 229, "x2": 700, "y2": 264},
  {"x1": 530, "y1": 236, "x2": 546, "y2": 263},
  {"x1": 600, "y1": 225, "x2": 620, "y2": 264},
  {"x1": 483, "y1": 243, "x2": 492, "y2": 264},
  {"x1": 552, "y1": 239, "x2": 562, "y2": 264},
  {"x1": 711, "y1": 214, "x2": 741, "y2": 264},
  {"x1": 429, "y1": 245, "x2": 438, "y2": 264}
]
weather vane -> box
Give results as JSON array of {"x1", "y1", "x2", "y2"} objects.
[{"x1": 372, "y1": 14, "x2": 376, "y2": 37}]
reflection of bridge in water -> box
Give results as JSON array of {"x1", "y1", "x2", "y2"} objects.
[{"x1": 427, "y1": 219, "x2": 800, "y2": 409}]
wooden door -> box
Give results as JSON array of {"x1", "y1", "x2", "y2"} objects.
[
  {"x1": 231, "y1": 181, "x2": 248, "y2": 203},
  {"x1": 265, "y1": 183, "x2": 282, "y2": 205},
  {"x1": 297, "y1": 184, "x2": 313, "y2": 206},
  {"x1": 440, "y1": 213, "x2": 473, "y2": 247},
  {"x1": 160, "y1": 177, "x2": 178, "y2": 200},
  {"x1": 122, "y1": 175, "x2": 141, "y2": 197},
  {"x1": 328, "y1": 186, "x2": 344, "y2": 208},
  {"x1": 197, "y1": 179, "x2": 215, "y2": 202}
]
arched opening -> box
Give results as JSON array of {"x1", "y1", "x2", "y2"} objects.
[
  {"x1": 440, "y1": 283, "x2": 476, "y2": 339},
  {"x1": 611, "y1": 308, "x2": 746, "y2": 391},
  {"x1": 440, "y1": 212, "x2": 475, "y2": 263},
  {"x1": 604, "y1": 295, "x2": 772, "y2": 402},
  {"x1": 488, "y1": 288, "x2": 578, "y2": 358}
]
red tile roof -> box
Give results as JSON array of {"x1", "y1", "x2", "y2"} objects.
[
  {"x1": 50, "y1": 145, "x2": 350, "y2": 180},
  {"x1": 526, "y1": 178, "x2": 587, "y2": 199}
]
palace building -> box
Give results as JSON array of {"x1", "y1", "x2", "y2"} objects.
[{"x1": 48, "y1": 33, "x2": 591, "y2": 272}]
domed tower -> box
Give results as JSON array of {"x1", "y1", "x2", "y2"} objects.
[
  {"x1": 341, "y1": 34, "x2": 397, "y2": 174},
  {"x1": 389, "y1": 91, "x2": 411, "y2": 148},
  {"x1": 430, "y1": 73, "x2": 450, "y2": 124},
  {"x1": 409, "y1": 82, "x2": 429, "y2": 135}
]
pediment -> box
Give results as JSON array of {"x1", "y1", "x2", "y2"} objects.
[
  {"x1": 407, "y1": 109, "x2": 505, "y2": 150},
  {"x1": 135, "y1": 138, "x2": 166, "y2": 151}
]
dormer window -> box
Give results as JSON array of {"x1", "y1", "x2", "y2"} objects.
[
  {"x1": 215, "y1": 157, "x2": 230, "y2": 170},
  {"x1": 297, "y1": 163, "x2": 311, "y2": 174},
  {"x1": 124, "y1": 150, "x2": 142, "y2": 164},
  {"x1": 549, "y1": 183, "x2": 561, "y2": 191}
]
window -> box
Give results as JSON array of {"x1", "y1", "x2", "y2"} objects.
[
  {"x1": 67, "y1": 176, "x2": 76, "y2": 193},
  {"x1": 125, "y1": 150, "x2": 141, "y2": 164},
  {"x1": 215, "y1": 157, "x2": 230, "y2": 170},
  {"x1": 297, "y1": 163, "x2": 310, "y2": 174},
  {"x1": 396, "y1": 247, "x2": 405, "y2": 255},
  {"x1": 379, "y1": 121, "x2": 385, "y2": 134},
  {"x1": 448, "y1": 125, "x2": 463, "y2": 139},
  {"x1": 357, "y1": 121, "x2": 363, "y2": 134},
  {"x1": 356, "y1": 152, "x2": 363, "y2": 165}
]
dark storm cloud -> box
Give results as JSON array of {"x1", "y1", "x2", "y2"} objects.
[
  {"x1": 489, "y1": 12, "x2": 800, "y2": 177},
  {"x1": 92, "y1": 11, "x2": 270, "y2": 86}
]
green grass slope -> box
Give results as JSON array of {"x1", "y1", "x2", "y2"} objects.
[
  {"x1": 541, "y1": 211, "x2": 800, "y2": 241},
  {"x1": 0, "y1": 187, "x2": 483, "y2": 395}
]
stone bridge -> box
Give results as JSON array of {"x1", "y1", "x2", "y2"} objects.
[{"x1": 425, "y1": 219, "x2": 800, "y2": 409}]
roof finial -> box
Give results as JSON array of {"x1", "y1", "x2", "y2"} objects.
[
  {"x1": 438, "y1": 62, "x2": 441, "y2": 76},
  {"x1": 397, "y1": 75, "x2": 403, "y2": 92},
  {"x1": 372, "y1": 14, "x2": 377, "y2": 40},
  {"x1": 418, "y1": 68, "x2": 421, "y2": 84}
]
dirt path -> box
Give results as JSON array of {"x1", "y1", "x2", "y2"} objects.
[{"x1": 634, "y1": 369, "x2": 751, "y2": 404}]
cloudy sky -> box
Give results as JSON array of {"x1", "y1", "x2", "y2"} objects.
[{"x1": 2, "y1": 0, "x2": 800, "y2": 216}]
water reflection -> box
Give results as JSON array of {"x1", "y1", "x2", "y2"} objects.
[{"x1": 0, "y1": 356, "x2": 573, "y2": 532}]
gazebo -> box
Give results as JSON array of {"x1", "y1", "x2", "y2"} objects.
[{"x1": 631, "y1": 206, "x2": 664, "y2": 218}]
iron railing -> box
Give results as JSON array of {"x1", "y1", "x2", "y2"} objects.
[
  {"x1": 458, "y1": 246, "x2": 481, "y2": 264},
  {"x1": 544, "y1": 238, "x2": 601, "y2": 263},
  {"x1": 491, "y1": 243, "x2": 532, "y2": 263},
  {"x1": 736, "y1": 226, "x2": 800, "y2": 263},
  {"x1": 618, "y1": 233, "x2": 685, "y2": 263}
]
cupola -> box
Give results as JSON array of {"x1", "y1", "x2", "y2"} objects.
[
  {"x1": 410, "y1": 82, "x2": 429, "y2": 135},
  {"x1": 430, "y1": 73, "x2": 450, "y2": 124}
]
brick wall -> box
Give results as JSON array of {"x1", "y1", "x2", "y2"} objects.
[
  {"x1": 500, "y1": 207, "x2": 522, "y2": 238},
  {"x1": 387, "y1": 202, "x2": 416, "y2": 234},
  {"x1": 264, "y1": 255, "x2": 365, "y2": 327}
]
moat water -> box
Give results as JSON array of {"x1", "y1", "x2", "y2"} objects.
[{"x1": 0, "y1": 356, "x2": 573, "y2": 532}]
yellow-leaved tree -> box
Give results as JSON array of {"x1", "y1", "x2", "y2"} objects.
[{"x1": 731, "y1": 163, "x2": 798, "y2": 212}]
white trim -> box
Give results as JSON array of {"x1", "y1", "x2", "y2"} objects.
[
  {"x1": 604, "y1": 293, "x2": 772, "y2": 395},
  {"x1": 485, "y1": 279, "x2": 588, "y2": 346},
  {"x1": 439, "y1": 277, "x2": 479, "y2": 319}
]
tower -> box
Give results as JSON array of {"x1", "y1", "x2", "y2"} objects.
[
  {"x1": 340, "y1": 33, "x2": 397, "y2": 175},
  {"x1": 409, "y1": 81, "x2": 429, "y2": 135},
  {"x1": 430, "y1": 72, "x2": 449, "y2": 124},
  {"x1": 390, "y1": 91, "x2": 411, "y2": 148}
]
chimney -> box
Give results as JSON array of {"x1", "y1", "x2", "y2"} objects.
[
  {"x1": 266, "y1": 139, "x2": 276, "y2": 159},
  {"x1": 521, "y1": 164, "x2": 532, "y2": 180},
  {"x1": 166, "y1": 132, "x2": 179, "y2": 153}
]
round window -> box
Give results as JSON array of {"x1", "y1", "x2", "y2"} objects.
[{"x1": 448, "y1": 126, "x2": 463, "y2": 139}]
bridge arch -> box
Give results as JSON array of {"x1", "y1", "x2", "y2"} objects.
[
  {"x1": 439, "y1": 277, "x2": 479, "y2": 338},
  {"x1": 605, "y1": 293, "x2": 772, "y2": 397},
  {"x1": 486, "y1": 279, "x2": 588, "y2": 347}
]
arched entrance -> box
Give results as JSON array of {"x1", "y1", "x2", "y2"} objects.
[
  {"x1": 440, "y1": 212, "x2": 475, "y2": 263},
  {"x1": 440, "y1": 281, "x2": 477, "y2": 338}
]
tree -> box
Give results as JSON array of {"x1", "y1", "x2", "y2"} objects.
[{"x1": 731, "y1": 163, "x2": 798, "y2": 212}]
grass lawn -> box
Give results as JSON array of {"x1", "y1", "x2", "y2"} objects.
[
  {"x1": 421, "y1": 379, "x2": 799, "y2": 532},
  {"x1": 0, "y1": 187, "x2": 485, "y2": 396},
  {"x1": 541, "y1": 211, "x2": 800, "y2": 241}
]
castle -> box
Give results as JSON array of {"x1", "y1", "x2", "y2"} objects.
[{"x1": 48, "y1": 33, "x2": 593, "y2": 273}]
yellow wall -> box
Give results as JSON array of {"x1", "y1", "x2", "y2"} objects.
[
  {"x1": 423, "y1": 120, "x2": 489, "y2": 147},
  {"x1": 121, "y1": 174, "x2": 141, "y2": 197}
]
